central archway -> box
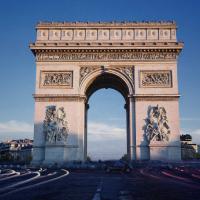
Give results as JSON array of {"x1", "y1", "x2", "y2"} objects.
[
  {"x1": 82, "y1": 69, "x2": 134, "y2": 161},
  {"x1": 87, "y1": 88, "x2": 127, "y2": 160}
]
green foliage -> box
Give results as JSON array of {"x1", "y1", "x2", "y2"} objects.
[
  {"x1": 194, "y1": 153, "x2": 200, "y2": 159},
  {"x1": 0, "y1": 152, "x2": 12, "y2": 161},
  {"x1": 86, "y1": 156, "x2": 92, "y2": 162},
  {"x1": 180, "y1": 134, "x2": 192, "y2": 141},
  {"x1": 121, "y1": 154, "x2": 129, "y2": 162}
]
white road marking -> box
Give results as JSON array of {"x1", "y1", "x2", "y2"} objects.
[
  {"x1": 0, "y1": 169, "x2": 69, "y2": 197},
  {"x1": 118, "y1": 190, "x2": 133, "y2": 200},
  {"x1": 0, "y1": 171, "x2": 40, "y2": 193},
  {"x1": 192, "y1": 173, "x2": 200, "y2": 179},
  {"x1": 92, "y1": 178, "x2": 102, "y2": 200},
  {"x1": 0, "y1": 170, "x2": 17, "y2": 177},
  {"x1": 47, "y1": 172, "x2": 57, "y2": 176},
  {"x1": 0, "y1": 171, "x2": 21, "y2": 181}
]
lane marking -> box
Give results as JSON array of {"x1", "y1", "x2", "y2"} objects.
[
  {"x1": 192, "y1": 173, "x2": 200, "y2": 179},
  {"x1": 0, "y1": 169, "x2": 69, "y2": 197},
  {"x1": 0, "y1": 170, "x2": 18, "y2": 178},
  {"x1": 92, "y1": 178, "x2": 102, "y2": 200},
  {"x1": 161, "y1": 171, "x2": 192, "y2": 182},
  {"x1": 118, "y1": 190, "x2": 133, "y2": 200},
  {"x1": 139, "y1": 169, "x2": 161, "y2": 180},
  {"x1": 0, "y1": 171, "x2": 21, "y2": 181},
  {"x1": 0, "y1": 171, "x2": 40, "y2": 193}
]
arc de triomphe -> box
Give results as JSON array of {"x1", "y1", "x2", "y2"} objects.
[{"x1": 30, "y1": 21, "x2": 183, "y2": 165}]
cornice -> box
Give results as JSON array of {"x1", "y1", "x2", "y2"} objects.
[
  {"x1": 36, "y1": 21, "x2": 177, "y2": 29},
  {"x1": 33, "y1": 94, "x2": 87, "y2": 102},
  {"x1": 129, "y1": 94, "x2": 180, "y2": 101},
  {"x1": 33, "y1": 94, "x2": 180, "y2": 102},
  {"x1": 30, "y1": 41, "x2": 183, "y2": 51}
]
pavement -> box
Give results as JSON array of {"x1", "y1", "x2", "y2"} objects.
[{"x1": 0, "y1": 165, "x2": 200, "y2": 200}]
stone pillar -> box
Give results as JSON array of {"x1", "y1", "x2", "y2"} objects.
[
  {"x1": 77, "y1": 97, "x2": 87, "y2": 162},
  {"x1": 125, "y1": 102, "x2": 130, "y2": 159},
  {"x1": 129, "y1": 97, "x2": 136, "y2": 160},
  {"x1": 31, "y1": 102, "x2": 45, "y2": 166},
  {"x1": 84, "y1": 103, "x2": 89, "y2": 161}
]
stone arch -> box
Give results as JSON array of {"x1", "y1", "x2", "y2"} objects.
[
  {"x1": 79, "y1": 66, "x2": 135, "y2": 160},
  {"x1": 79, "y1": 67, "x2": 134, "y2": 99}
]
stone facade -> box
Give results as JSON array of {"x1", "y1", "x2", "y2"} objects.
[{"x1": 30, "y1": 21, "x2": 183, "y2": 166}]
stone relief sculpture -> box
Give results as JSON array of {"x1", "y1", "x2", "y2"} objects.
[
  {"x1": 80, "y1": 66, "x2": 134, "y2": 86},
  {"x1": 116, "y1": 66, "x2": 134, "y2": 81},
  {"x1": 145, "y1": 105, "x2": 170, "y2": 143},
  {"x1": 80, "y1": 67, "x2": 94, "y2": 83},
  {"x1": 41, "y1": 71, "x2": 73, "y2": 88},
  {"x1": 43, "y1": 106, "x2": 69, "y2": 143},
  {"x1": 36, "y1": 52, "x2": 178, "y2": 62},
  {"x1": 140, "y1": 71, "x2": 172, "y2": 87}
]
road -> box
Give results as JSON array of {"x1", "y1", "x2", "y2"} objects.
[{"x1": 0, "y1": 165, "x2": 200, "y2": 200}]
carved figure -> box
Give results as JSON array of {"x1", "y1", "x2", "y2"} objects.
[
  {"x1": 145, "y1": 105, "x2": 170, "y2": 143},
  {"x1": 43, "y1": 106, "x2": 69, "y2": 143},
  {"x1": 80, "y1": 67, "x2": 92, "y2": 81}
]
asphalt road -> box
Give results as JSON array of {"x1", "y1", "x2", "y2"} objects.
[{"x1": 0, "y1": 166, "x2": 200, "y2": 200}]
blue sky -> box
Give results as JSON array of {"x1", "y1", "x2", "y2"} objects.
[{"x1": 0, "y1": 0, "x2": 200, "y2": 159}]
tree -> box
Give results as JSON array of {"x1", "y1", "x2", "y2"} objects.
[{"x1": 180, "y1": 134, "x2": 192, "y2": 141}]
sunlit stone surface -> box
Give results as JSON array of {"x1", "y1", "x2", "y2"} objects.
[{"x1": 30, "y1": 21, "x2": 183, "y2": 165}]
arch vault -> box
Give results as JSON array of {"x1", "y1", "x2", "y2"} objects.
[{"x1": 30, "y1": 21, "x2": 183, "y2": 165}]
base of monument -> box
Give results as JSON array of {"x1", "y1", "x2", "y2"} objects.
[
  {"x1": 150, "y1": 144, "x2": 181, "y2": 160},
  {"x1": 32, "y1": 144, "x2": 81, "y2": 166},
  {"x1": 31, "y1": 160, "x2": 44, "y2": 167},
  {"x1": 31, "y1": 143, "x2": 181, "y2": 167}
]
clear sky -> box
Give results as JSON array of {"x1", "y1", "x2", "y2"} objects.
[{"x1": 0, "y1": 0, "x2": 200, "y2": 159}]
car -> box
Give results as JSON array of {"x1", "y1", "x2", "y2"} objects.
[{"x1": 104, "y1": 160, "x2": 132, "y2": 173}]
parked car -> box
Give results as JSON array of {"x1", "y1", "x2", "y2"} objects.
[{"x1": 104, "y1": 160, "x2": 132, "y2": 173}]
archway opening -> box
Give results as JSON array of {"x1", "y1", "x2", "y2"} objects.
[{"x1": 85, "y1": 73, "x2": 130, "y2": 161}]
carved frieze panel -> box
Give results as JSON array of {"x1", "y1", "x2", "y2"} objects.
[
  {"x1": 36, "y1": 52, "x2": 178, "y2": 62},
  {"x1": 122, "y1": 29, "x2": 134, "y2": 40},
  {"x1": 61, "y1": 29, "x2": 73, "y2": 40},
  {"x1": 159, "y1": 29, "x2": 171, "y2": 40},
  {"x1": 147, "y1": 29, "x2": 159, "y2": 40},
  {"x1": 140, "y1": 70, "x2": 172, "y2": 88},
  {"x1": 86, "y1": 29, "x2": 98, "y2": 40},
  {"x1": 74, "y1": 29, "x2": 85, "y2": 40},
  {"x1": 40, "y1": 71, "x2": 73, "y2": 88},
  {"x1": 98, "y1": 29, "x2": 110, "y2": 40}
]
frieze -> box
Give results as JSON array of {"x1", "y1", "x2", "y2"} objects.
[
  {"x1": 40, "y1": 71, "x2": 73, "y2": 88},
  {"x1": 36, "y1": 51, "x2": 178, "y2": 62},
  {"x1": 140, "y1": 70, "x2": 172, "y2": 88}
]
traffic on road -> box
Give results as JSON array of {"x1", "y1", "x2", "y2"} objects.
[{"x1": 0, "y1": 162, "x2": 200, "y2": 200}]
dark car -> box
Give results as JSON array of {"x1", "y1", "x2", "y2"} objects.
[{"x1": 104, "y1": 160, "x2": 132, "y2": 173}]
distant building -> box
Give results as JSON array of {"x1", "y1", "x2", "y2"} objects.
[
  {"x1": 180, "y1": 134, "x2": 200, "y2": 159},
  {"x1": 0, "y1": 139, "x2": 33, "y2": 163}
]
